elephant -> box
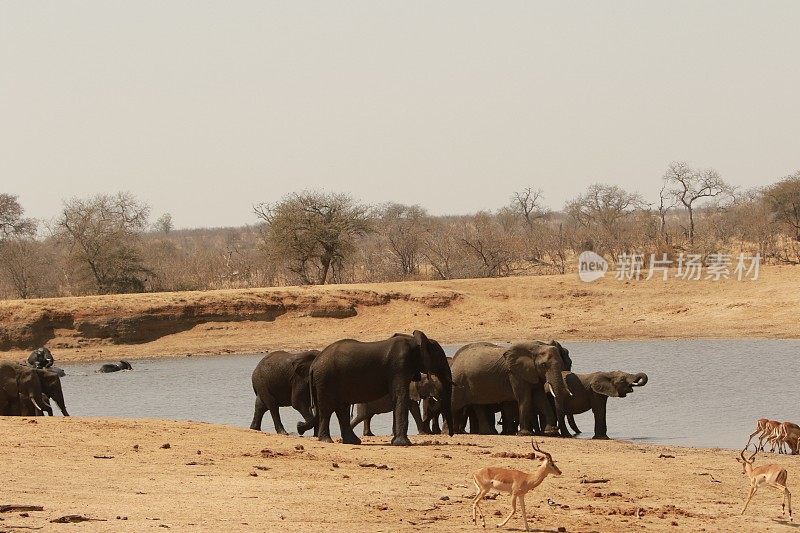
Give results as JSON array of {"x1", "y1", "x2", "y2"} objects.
[
  {"x1": 10, "y1": 368, "x2": 69, "y2": 416},
  {"x1": 558, "y1": 371, "x2": 648, "y2": 439},
  {"x1": 99, "y1": 361, "x2": 132, "y2": 373},
  {"x1": 0, "y1": 363, "x2": 49, "y2": 416},
  {"x1": 309, "y1": 330, "x2": 454, "y2": 445},
  {"x1": 250, "y1": 350, "x2": 319, "y2": 435},
  {"x1": 26, "y1": 347, "x2": 65, "y2": 376},
  {"x1": 450, "y1": 340, "x2": 572, "y2": 437},
  {"x1": 34, "y1": 369, "x2": 69, "y2": 416},
  {"x1": 350, "y1": 374, "x2": 442, "y2": 436},
  {"x1": 27, "y1": 347, "x2": 54, "y2": 369}
]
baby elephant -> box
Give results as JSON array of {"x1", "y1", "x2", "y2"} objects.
[
  {"x1": 99, "y1": 361, "x2": 133, "y2": 373},
  {"x1": 557, "y1": 370, "x2": 648, "y2": 439}
]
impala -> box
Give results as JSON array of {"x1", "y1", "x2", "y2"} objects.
[
  {"x1": 737, "y1": 447, "x2": 792, "y2": 520},
  {"x1": 746, "y1": 418, "x2": 771, "y2": 450},
  {"x1": 756, "y1": 419, "x2": 782, "y2": 452},
  {"x1": 778, "y1": 422, "x2": 800, "y2": 455},
  {"x1": 471, "y1": 441, "x2": 561, "y2": 531}
]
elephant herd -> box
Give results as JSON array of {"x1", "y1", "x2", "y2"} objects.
[
  {"x1": 250, "y1": 331, "x2": 648, "y2": 444},
  {"x1": 0, "y1": 362, "x2": 69, "y2": 417},
  {"x1": 2, "y1": 347, "x2": 133, "y2": 419}
]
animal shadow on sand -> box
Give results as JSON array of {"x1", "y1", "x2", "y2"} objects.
[{"x1": 771, "y1": 519, "x2": 800, "y2": 528}]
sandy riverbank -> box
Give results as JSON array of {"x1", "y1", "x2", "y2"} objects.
[
  {"x1": 1, "y1": 265, "x2": 798, "y2": 363},
  {"x1": 0, "y1": 417, "x2": 792, "y2": 532}
]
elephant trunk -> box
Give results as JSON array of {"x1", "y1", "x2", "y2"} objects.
[
  {"x1": 631, "y1": 373, "x2": 648, "y2": 387},
  {"x1": 545, "y1": 368, "x2": 571, "y2": 411},
  {"x1": 51, "y1": 390, "x2": 69, "y2": 416}
]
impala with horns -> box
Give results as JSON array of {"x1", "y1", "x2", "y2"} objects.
[
  {"x1": 737, "y1": 446, "x2": 792, "y2": 520},
  {"x1": 471, "y1": 440, "x2": 562, "y2": 531}
]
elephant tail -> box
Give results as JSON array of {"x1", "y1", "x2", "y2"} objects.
[{"x1": 309, "y1": 368, "x2": 316, "y2": 415}]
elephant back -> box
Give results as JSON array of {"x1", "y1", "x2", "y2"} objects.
[{"x1": 450, "y1": 343, "x2": 509, "y2": 383}]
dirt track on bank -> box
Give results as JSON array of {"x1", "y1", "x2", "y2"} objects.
[
  {"x1": 0, "y1": 418, "x2": 794, "y2": 532},
  {"x1": 1, "y1": 265, "x2": 797, "y2": 363}
]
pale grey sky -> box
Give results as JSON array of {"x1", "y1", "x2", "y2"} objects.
[{"x1": 2, "y1": 1, "x2": 798, "y2": 229}]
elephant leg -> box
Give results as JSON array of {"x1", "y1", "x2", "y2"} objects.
[
  {"x1": 409, "y1": 401, "x2": 429, "y2": 434},
  {"x1": 363, "y1": 415, "x2": 375, "y2": 437},
  {"x1": 476, "y1": 406, "x2": 496, "y2": 435},
  {"x1": 315, "y1": 397, "x2": 335, "y2": 443},
  {"x1": 510, "y1": 380, "x2": 539, "y2": 436},
  {"x1": 591, "y1": 396, "x2": 610, "y2": 439},
  {"x1": 452, "y1": 409, "x2": 463, "y2": 433},
  {"x1": 390, "y1": 382, "x2": 412, "y2": 446},
  {"x1": 268, "y1": 404, "x2": 287, "y2": 435},
  {"x1": 349, "y1": 405, "x2": 374, "y2": 437},
  {"x1": 250, "y1": 396, "x2": 267, "y2": 431},
  {"x1": 500, "y1": 403, "x2": 518, "y2": 435},
  {"x1": 335, "y1": 406, "x2": 362, "y2": 445},
  {"x1": 431, "y1": 415, "x2": 441, "y2": 434},
  {"x1": 466, "y1": 406, "x2": 480, "y2": 434}
]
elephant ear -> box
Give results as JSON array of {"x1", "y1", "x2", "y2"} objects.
[
  {"x1": 504, "y1": 345, "x2": 539, "y2": 384},
  {"x1": 589, "y1": 374, "x2": 620, "y2": 397},
  {"x1": 549, "y1": 340, "x2": 572, "y2": 371},
  {"x1": 289, "y1": 356, "x2": 313, "y2": 382},
  {"x1": 412, "y1": 330, "x2": 433, "y2": 378}
]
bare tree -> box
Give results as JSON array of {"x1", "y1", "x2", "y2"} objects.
[
  {"x1": 254, "y1": 191, "x2": 372, "y2": 285},
  {"x1": 378, "y1": 203, "x2": 427, "y2": 277},
  {"x1": 154, "y1": 213, "x2": 174, "y2": 234},
  {"x1": 459, "y1": 212, "x2": 518, "y2": 277},
  {"x1": 764, "y1": 171, "x2": 800, "y2": 241},
  {"x1": 0, "y1": 239, "x2": 55, "y2": 299},
  {"x1": 510, "y1": 187, "x2": 546, "y2": 227},
  {"x1": 0, "y1": 194, "x2": 35, "y2": 240},
  {"x1": 663, "y1": 162, "x2": 732, "y2": 246},
  {"x1": 656, "y1": 182, "x2": 675, "y2": 243},
  {"x1": 565, "y1": 183, "x2": 646, "y2": 256},
  {"x1": 55, "y1": 192, "x2": 152, "y2": 294}
]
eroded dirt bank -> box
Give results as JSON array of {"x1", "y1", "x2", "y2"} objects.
[
  {"x1": 1, "y1": 265, "x2": 798, "y2": 363},
  {"x1": 0, "y1": 418, "x2": 792, "y2": 532}
]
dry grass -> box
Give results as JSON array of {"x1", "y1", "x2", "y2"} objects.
[{"x1": 1, "y1": 265, "x2": 798, "y2": 363}]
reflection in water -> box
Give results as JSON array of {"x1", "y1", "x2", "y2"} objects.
[{"x1": 60, "y1": 339, "x2": 800, "y2": 449}]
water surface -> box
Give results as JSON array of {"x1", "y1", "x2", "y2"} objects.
[{"x1": 59, "y1": 339, "x2": 800, "y2": 449}]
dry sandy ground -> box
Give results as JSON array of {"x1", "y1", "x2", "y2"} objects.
[
  {"x1": 0, "y1": 418, "x2": 794, "y2": 533},
  {"x1": 1, "y1": 265, "x2": 798, "y2": 364}
]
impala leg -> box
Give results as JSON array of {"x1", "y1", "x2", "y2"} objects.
[
  {"x1": 745, "y1": 430, "x2": 760, "y2": 448},
  {"x1": 769, "y1": 483, "x2": 792, "y2": 519},
  {"x1": 497, "y1": 494, "x2": 517, "y2": 528},
  {"x1": 742, "y1": 486, "x2": 757, "y2": 514},
  {"x1": 472, "y1": 479, "x2": 488, "y2": 527},
  {"x1": 518, "y1": 495, "x2": 530, "y2": 532}
]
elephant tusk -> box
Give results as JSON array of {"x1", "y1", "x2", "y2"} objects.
[
  {"x1": 430, "y1": 396, "x2": 438, "y2": 402},
  {"x1": 546, "y1": 383, "x2": 555, "y2": 397},
  {"x1": 31, "y1": 397, "x2": 45, "y2": 412}
]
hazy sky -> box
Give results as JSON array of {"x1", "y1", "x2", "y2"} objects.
[{"x1": 2, "y1": 2, "x2": 798, "y2": 229}]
